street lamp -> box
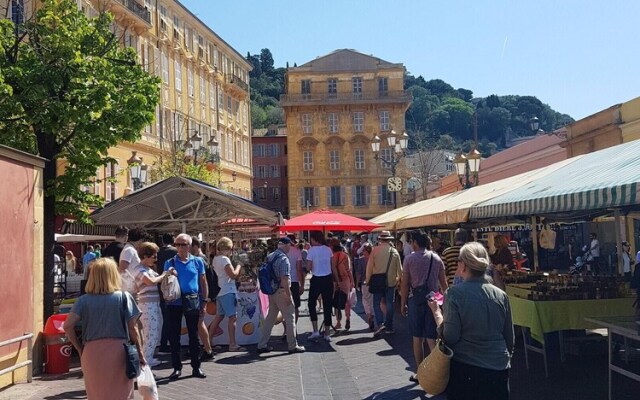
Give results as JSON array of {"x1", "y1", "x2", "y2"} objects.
[
  {"x1": 453, "y1": 148, "x2": 481, "y2": 189},
  {"x1": 221, "y1": 170, "x2": 237, "y2": 183},
  {"x1": 371, "y1": 129, "x2": 409, "y2": 209},
  {"x1": 127, "y1": 151, "x2": 148, "y2": 191}
]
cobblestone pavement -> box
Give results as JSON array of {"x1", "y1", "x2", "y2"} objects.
[{"x1": 1, "y1": 289, "x2": 638, "y2": 400}]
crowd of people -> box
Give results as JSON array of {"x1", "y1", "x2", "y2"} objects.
[{"x1": 59, "y1": 224, "x2": 571, "y2": 400}]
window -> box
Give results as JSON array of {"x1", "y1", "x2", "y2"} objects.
[
  {"x1": 353, "y1": 112, "x2": 364, "y2": 132},
  {"x1": 259, "y1": 187, "x2": 267, "y2": 200},
  {"x1": 253, "y1": 144, "x2": 265, "y2": 157},
  {"x1": 213, "y1": 46, "x2": 219, "y2": 67},
  {"x1": 174, "y1": 58, "x2": 182, "y2": 91},
  {"x1": 209, "y1": 81, "x2": 216, "y2": 110},
  {"x1": 380, "y1": 148, "x2": 392, "y2": 169},
  {"x1": 303, "y1": 151, "x2": 313, "y2": 171},
  {"x1": 301, "y1": 80, "x2": 311, "y2": 94},
  {"x1": 353, "y1": 185, "x2": 369, "y2": 206},
  {"x1": 329, "y1": 150, "x2": 340, "y2": 170},
  {"x1": 302, "y1": 187, "x2": 317, "y2": 207},
  {"x1": 200, "y1": 76, "x2": 206, "y2": 105},
  {"x1": 378, "y1": 77, "x2": 388, "y2": 94},
  {"x1": 270, "y1": 165, "x2": 280, "y2": 178},
  {"x1": 256, "y1": 165, "x2": 266, "y2": 178},
  {"x1": 161, "y1": 51, "x2": 169, "y2": 84},
  {"x1": 302, "y1": 114, "x2": 312, "y2": 135},
  {"x1": 11, "y1": 0, "x2": 25, "y2": 26},
  {"x1": 378, "y1": 185, "x2": 393, "y2": 206},
  {"x1": 328, "y1": 113, "x2": 338, "y2": 134},
  {"x1": 354, "y1": 149, "x2": 365, "y2": 170},
  {"x1": 227, "y1": 95, "x2": 232, "y2": 113},
  {"x1": 379, "y1": 110, "x2": 390, "y2": 131},
  {"x1": 105, "y1": 161, "x2": 119, "y2": 202},
  {"x1": 218, "y1": 87, "x2": 224, "y2": 114},
  {"x1": 266, "y1": 144, "x2": 279, "y2": 157},
  {"x1": 187, "y1": 65, "x2": 194, "y2": 97},
  {"x1": 352, "y1": 77, "x2": 362, "y2": 97},
  {"x1": 327, "y1": 186, "x2": 344, "y2": 207},
  {"x1": 327, "y1": 78, "x2": 337, "y2": 97},
  {"x1": 272, "y1": 187, "x2": 281, "y2": 200}
]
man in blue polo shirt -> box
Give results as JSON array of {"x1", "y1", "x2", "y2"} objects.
[{"x1": 164, "y1": 233, "x2": 208, "y2": 380}]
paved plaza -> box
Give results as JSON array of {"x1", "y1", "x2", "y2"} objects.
[{"x1": 1, "y1": 291, "x2": 638, "y2": 400}]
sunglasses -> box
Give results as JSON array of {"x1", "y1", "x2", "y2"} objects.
[{"x1": 175, "y1": 243, "x2": 189, "y2": 247}]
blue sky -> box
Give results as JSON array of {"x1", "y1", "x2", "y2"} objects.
[{"x1": 180, "y1": 0, "x2": 639, "y2": 120}]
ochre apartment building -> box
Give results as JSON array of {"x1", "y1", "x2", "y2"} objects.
[
  {"x1": 4, "y1": 0, "x2": 252, "y2": 201},
  {"x1": 281, "y1": 49, "x2": 412, "y2": 219}
]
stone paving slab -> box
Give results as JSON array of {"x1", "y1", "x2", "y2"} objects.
[{"x1": 1, "y1": 287, "x2": 638, "y2": 399}]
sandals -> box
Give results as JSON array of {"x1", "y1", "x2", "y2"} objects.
[
  {"x1": 409, "y1": 375, "x2": 419, "y2": 384},
  {"x1": 228, "y1": 345, "x2": 247, "y2": 352}
]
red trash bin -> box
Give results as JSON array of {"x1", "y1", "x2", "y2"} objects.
[{"x1": 44, "y1": 314, "x2": 72, "y2": 374}]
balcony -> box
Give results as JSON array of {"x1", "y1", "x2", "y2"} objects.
[
  {"x1": 280, "y1": 90, "x2": 412, "y2": 106},
  {"x1": 110, "y1": 0, "x2": 151, "y2": 27}
]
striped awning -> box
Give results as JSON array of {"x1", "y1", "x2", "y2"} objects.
[
  {"x1": 62, "y1": 221, "x2": 120, "y2": 236},
  {"x1": 470, "y1": 140, "x2": 640, "y2": 220}
]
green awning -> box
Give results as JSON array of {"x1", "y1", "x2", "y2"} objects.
[{"x1": 470, "y1": 140, "x2": 640, "y2": 219}]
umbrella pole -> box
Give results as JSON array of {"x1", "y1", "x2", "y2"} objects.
[{"x1": 614, "y1": 209, "x2": 623, "y2": 276}]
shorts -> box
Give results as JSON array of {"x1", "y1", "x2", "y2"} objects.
[
  {"x1": 408, "y1": 296, "x2": 437, "y2": 339},
  {"x1": 290, "y1": 282, "x2": 301, "y2": 308},
  {"x1": 216, "y1": 293, "x2": 237, "y2": 317}
]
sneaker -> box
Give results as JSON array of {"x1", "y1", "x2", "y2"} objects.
[
  {"x1": 200, "y1": 351, "x2": 214, "y2": 362},
  {"x1": 288, "y1": 345, "x2": 306, "y2": 354},
  {"x1": 308, "y1": 332, "x2": 321, "y2": 341},
  {"x1": 323, "y1": 335, "x2": 332, "y2": 342},
  {"x1": 373, "y1": 326, "x2": 386, "y2": 338}
]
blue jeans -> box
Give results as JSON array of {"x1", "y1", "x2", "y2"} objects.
[{"x1": 373, "y1": 286, "x2": 395, "y2": 330}]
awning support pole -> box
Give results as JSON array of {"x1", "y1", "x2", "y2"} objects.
[
  {"x1": 181, "y1": 222, "x2": 187, "y2": 234},
  {"x1": 531, "y1": 216, "x2": 539, "y2": 272},
  {"x1": 614, "y1": 209, "x2": 623, "y2": 275}
]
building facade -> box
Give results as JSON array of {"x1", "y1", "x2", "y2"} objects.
[
  {"x1": 3, "y1": 0, "x2": 252, "y2": 201},
  {"x1": 280, "y1": 49, "x2": 412, "y2": 219},
  {"x1": 251, "y1": 126, "x2": 289, "y2": 217}
]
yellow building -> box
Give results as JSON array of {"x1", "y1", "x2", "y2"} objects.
[
  {"x1": 620, "y1": 96, "x2": 640, "y2": 142},
  {"x1": 281, "y1": 49, "x2": 411, "y2": 219},
  {"x1": 4, "y1": 0, "x2": 252, "y2": 201}
]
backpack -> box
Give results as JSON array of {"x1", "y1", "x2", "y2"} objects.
[
  {"x1": 258, "y1": 253, "x2": 283, "y2": 295},
  {"x1": 206, "y1": 264, "x2": 221, "y2": 299}
]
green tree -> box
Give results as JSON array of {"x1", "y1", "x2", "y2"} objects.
[
  {"x1": 0, "y1": 0, "x2": 160, "y2": 319},
  {"x1": 260, "y1": 48, "x2": 275, "y2": 75}
]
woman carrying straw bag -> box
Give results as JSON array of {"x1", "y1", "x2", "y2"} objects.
[{"x1": 427, "y1": 242, "x2": 514, "y2": 400}]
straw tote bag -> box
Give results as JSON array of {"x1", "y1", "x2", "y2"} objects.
[{"x1": 417, "y1": 338, "x2": 454, "y2": 395}]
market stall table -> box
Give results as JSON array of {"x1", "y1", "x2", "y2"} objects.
[
  {"x1": 585, "y1": 316, "x2": 640, "y2": 400},
  {"x1": 506, "y1": 284, "x2": 635, "y2": 376}
]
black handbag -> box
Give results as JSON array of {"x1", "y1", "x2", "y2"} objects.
[
  {"x1": 333, "y1": 290, "x2": 347, "y2": 310},
  {"x1": 121, "y1": 292, "x2": 140, "y2": 379},
  {"x1": 412, "y1": 252, "x2": 434, "y2": 306},
  {"x1": 369, "y1": 249, "x2": 393, "y2": 294}
]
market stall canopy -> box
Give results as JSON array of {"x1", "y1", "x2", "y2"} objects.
[
  {"x1": 395, "y1": 157, "x2": 580, "y2": 230},
  {"x1": 90, "y1": 177, "x2": 278, "y2": 232},
  {"x1": 370, "y1": 194, "x2": 455, "y2": 230},
  {"x1": 470, "y1": 140, "x2": 640, "y2": 220},
  {"x1": 280, "y1": 209, "x2": 381, "y2": 232},
  {"x1": 55, "y1": 233, "x2": 114, "y2": 243}
]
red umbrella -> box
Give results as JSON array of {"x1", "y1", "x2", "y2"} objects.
[{"x1": 280, "y1": 209, "x2": 381, "y2": 232}]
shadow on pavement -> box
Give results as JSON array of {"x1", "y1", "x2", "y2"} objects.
[
  {"x1": 362, "y1": 383, "x2": 435, "y2": 400},
  {"x1": 43, "y1": 390, "x2": 87, "y2": 399}
]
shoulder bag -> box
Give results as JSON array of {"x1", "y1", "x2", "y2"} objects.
[
  {"x1": 417, "y1": 336, "x2": 454, "y2": 395},
  {"x1": 411, "y1": 252, "x2": 434, "y2": 306},
  {"x1": 121, "y1": 292, "x2": 140, "y2": 379},
  {"x1": 369, "y1": 249, "x2": 393, "y2": 294}
]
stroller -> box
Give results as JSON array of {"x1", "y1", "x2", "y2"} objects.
[{"x1": 569, "y1": 246, "x2": 592, "y2": 275}]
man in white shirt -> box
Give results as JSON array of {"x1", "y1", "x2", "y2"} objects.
[
  {"x1": 119, "y1": 227, "x2": 147, "y2": 294},
  {"x1": 285, "y1": 235, "x2": 304, "y2": 325}
]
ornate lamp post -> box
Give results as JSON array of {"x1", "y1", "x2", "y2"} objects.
[
  {"x1": 127, "y1": 151, "x2": 148, "y2": 191},
  {"x1": 453, "y1": 148, "x2": 481, "y2": 189},
  {"x1": 371, "y1": 129, "x2": 409, "y2": 209}
]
